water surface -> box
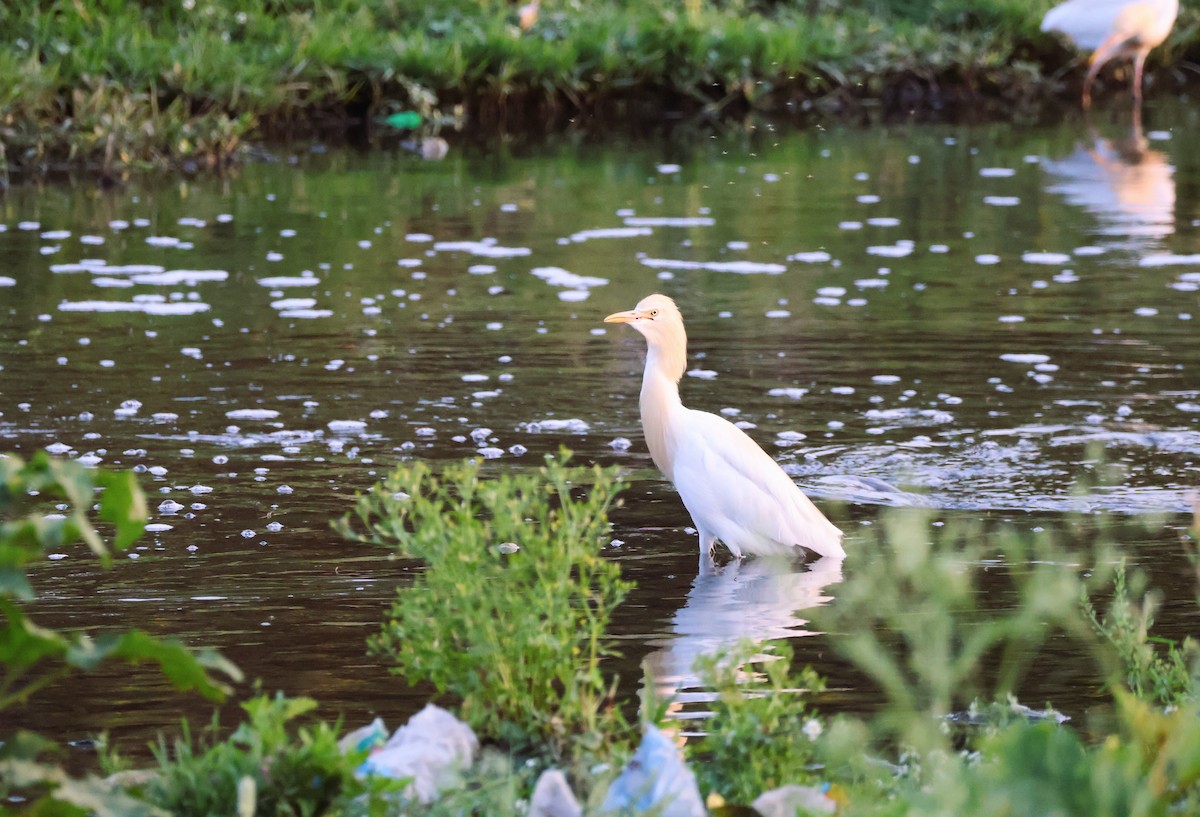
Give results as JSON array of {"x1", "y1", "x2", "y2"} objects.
[{"x1": 2, "y1": 101, "x2": 1198, "y2": 752}]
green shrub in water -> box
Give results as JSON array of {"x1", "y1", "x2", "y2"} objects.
[
  {"x1": 810, "y1": 507, "x2": 1104, "y2": 755},
  {"x1": 336, "y1": 452, "x2": 632, "y2": 763},
  {"x1": 691, "y1": 639, "x2": 826, "y2": 804},
  {"x1": 1083, "y1": 561, "x2": 1200, "y2": 709}
]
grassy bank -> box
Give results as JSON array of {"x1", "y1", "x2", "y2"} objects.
[{"x1": 2, "y1": 0, "x2": 1197, "y2": 175}]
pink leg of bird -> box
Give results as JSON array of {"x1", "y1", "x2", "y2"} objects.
[
  {"x1": 1083, "y1": 33, "x2": 1125, "y2": 109},
  {"x1": 1131, "y1": 49, "x2": 1148, "y2": 107}
]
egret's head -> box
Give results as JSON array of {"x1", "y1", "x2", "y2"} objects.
[
  {"x1": 603, "y1": 293, "x2": 684, "y2": 345},
  {"x1": 604, "y1": 294, "x2": 687, "y2": 381}
]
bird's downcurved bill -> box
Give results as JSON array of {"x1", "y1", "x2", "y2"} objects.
[{"x1": 605, "y1": 309, "x2": 645, "y2": 324}]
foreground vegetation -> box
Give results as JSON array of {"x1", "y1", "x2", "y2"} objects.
[
  {"x1": 3, "y1": 0, "x2": 1198, "y2": 175},
  {"x1": 4, "y1": 452, "x2": 1200, "y2": 815}
]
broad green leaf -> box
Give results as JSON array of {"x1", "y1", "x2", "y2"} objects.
[
  {"x1": 95, "y1": 470, "x2": 146, "y2": 551},
  {"x1": 0, "y1": 729, "x2": 60, "y2": 762},
  {"x1": 106, "y1": 631, "x2": 242, "y2": 700},
  {"x1": 0, "y1": 599, "x2": 67, "y2": 668},
  {"x1": 0, "y1": 565, "x2": 34, "y2": 600}
]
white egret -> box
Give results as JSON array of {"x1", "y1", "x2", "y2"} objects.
[
  {"x1": 1041, "y1": 0, "x2": 1179, "y2": 108},
  {"x1": 604, "y1": 294, "x2": 844, "y2": 561}
]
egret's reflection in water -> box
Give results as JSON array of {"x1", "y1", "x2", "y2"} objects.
[
  {"x1": 1042, "y1": 113, "x2": 1175, "y2": 245},
  {"x1": 644, "y1": 555, "x2": 843, "y2": 712}
]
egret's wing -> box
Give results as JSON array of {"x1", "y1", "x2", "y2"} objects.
[
  {"x1": 1043, "y1": 0, "x2": 1176, "y2": 49},
  {"x1": 672, "y1": 410, "x2": 844, "y2": 559}
]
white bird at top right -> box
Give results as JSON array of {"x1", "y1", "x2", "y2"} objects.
[{"x1": 1041, "y1": 0, "x2": 1179, "y2": 108}]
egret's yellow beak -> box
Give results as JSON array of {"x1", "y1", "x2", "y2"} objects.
[{"x1": 604, "y1": 308, "x2": 647, "y2": 324}]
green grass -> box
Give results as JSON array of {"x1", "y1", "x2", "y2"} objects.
[{"x1": 3, "y1": 0, "x2": 1198, "y2": 174}]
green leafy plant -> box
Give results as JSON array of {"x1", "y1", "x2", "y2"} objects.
[
  {"x1": 0, "y1": 451, "x2": 241, "y2": 814},
  {"x1": 691, "y1": 639, "x2": 826, "y2": 804},
  {"x1": 811, "y1": 508, "x2": 1102, "y2": 755},
  {"x1": 123, "y1": 693, "x2": 398, "y2": 817},
  {"x1": 336, "y1": 452, "x2": 632, "y2": 764},
  {"x1": 1082, "y1": 562, "x2": 1200, "y2": 708}
]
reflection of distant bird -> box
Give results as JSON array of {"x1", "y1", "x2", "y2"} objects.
[
  {"x1": 1041, "y1": 114, "x2": 1175, "y2": 244},
  {"x1": 644, "y1": 556, "x2": 843, "y2": 706},
  {"x1": 1041, "y1": 0, "x2": 1179, "y2": 108}
]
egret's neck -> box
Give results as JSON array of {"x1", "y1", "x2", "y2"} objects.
[{"x1": 640, "y1": 343, "x2": 686, "y2": 479}]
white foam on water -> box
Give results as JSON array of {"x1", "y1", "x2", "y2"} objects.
[
  {"x1": 58, "y1": 300, "x2": 210, "y2": 315},
  {"x1": 531, "y1": 267, "x2": 609, "y2": 288},
  {"x1": 983, "y1": 196, "x2": 1021, "y2": 206},
  {"x1": 1139, "y1": 254, "x2": 1200, "y2": 267},
  {"x1": 980, "y1": 167, "x2": 1017, "y2": 178},
  {"x1": 257, "y1": 275, "x2": 320, "y2": 287},
  {"x1": 639, "y1": 258, "x2": 786, "y2": 274},
  {"x1": 522, "y1": 418, "x2": 590, "y2": 433},
  {"x1": 278, "y1": 309, "x2": 333, "y2": 318},
  {"x1": 226, "y1": 409, "x2": 281, "y2": 420},
  {"x1": 271, "y1": 298, "x2": 317, "y2": 310},
  {"x1": 1022, "y1": 252, "x2": 1072, "y2": 265},
  {"x1": 569, "y1": 227, "x2": 653, "y2": 242},
  {"x1": 788, "y1": 251, "x2": 832, "y2": 263},
  {"x1": 1000, "y1": 353, "x2": 1051, "y2": 364},
  {"x1": 622, "y1": 216, "x2": 715, "y2": 227},
  {"x1": 433, "y1": 239, "x2": 531, "y2": 257},
  {"x1": 866, "y1": 244, "x2": 912, "y2": 258},
  {"x1": 131, "y1": 269, "x2": 229, "y2": 285},
  {"x1": 328, "y1": 419, "x2": 367, "y2": 433},
  {"x1": 768, "y1": 387, "x2": 808, "y2": 399},
  {"x1": 91, "y1": 277, "x2": 134, "y2": 288}
]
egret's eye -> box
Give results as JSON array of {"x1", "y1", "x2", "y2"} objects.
[{"x1": 649, "y1": 309, "x2": 659, "y2": 317}]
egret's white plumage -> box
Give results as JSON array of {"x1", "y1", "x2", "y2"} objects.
[
  {"x1": 605, "y1": 294, "x2": 844, "y2": 561},
  {"x1": 1041, "y1": 0, "x2": 1178, "y2": 107}
]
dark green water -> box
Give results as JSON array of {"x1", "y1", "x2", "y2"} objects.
[{"x1": 2, "y1": 100, "x2": 1198, "y2": 754}]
